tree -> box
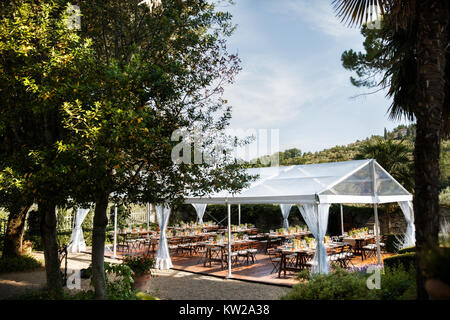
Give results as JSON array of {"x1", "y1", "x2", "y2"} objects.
[
  {"x1": 61, "y1": 0, "x2": 252, "y2": 299},
  {"x1": 332, "y1": 0, "x2": 448, "y2": 299},
  {"x1": 356, "y1": 137, "x2": 413, "y2": 191},
  {"x1": 0, "y1": 169, "x2": 33, "y2": 258},
  {"x1": 0, "y1": 0, "x2": 98, "y2": 298}
]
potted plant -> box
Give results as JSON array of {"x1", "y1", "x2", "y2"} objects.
[{"x1": 122, "y1": 254, "x2": 155, "y2": 291}]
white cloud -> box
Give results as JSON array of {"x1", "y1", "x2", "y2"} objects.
[
  {"x1": 266, "y1": 0, "x2": 361, "y2": 40},
  {"x1": 224, "y1": 53, "x2": 351, "y2": 130},
  {"x1": 225, "y1": 56, "x2": 310, "y2": 128}
]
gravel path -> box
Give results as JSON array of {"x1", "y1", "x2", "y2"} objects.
[
  {"x1": 147, "y1": 269, "x2": 289, "y2": 300},
  {"x1": 0, "y1": 252, "x2": 289, "y2": 300}
]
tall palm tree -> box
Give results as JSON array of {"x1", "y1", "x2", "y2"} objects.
[
  {"x1": 356, "y1": 137, "x2": 413, "y2": 191},
  {"x1": 332, "y1": 0, "x2": 448, "y2": 299}
]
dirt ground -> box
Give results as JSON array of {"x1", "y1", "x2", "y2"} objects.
[{"x1": 0, "y1": 251, "x2": 289, "y2": 300}]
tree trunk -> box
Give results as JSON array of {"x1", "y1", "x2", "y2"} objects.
[
  {"x1": 92, "y1": 192, "x2": 109, "y2": 300},
  {"x1": 38, "y1": 199, "x2": 63, "y2": 299},
  {"x1": 413, "y1": 0, "x2": 448, "y2": 300},
  {"x1": 2, "y1": 202, "x2": 31, "y2": 259}
]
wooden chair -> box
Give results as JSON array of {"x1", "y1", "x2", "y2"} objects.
[
  {"x1": 245, "y1": 241, "x2": 258, "y2": 264},
  {"x1": 222, "y1": 246, "x2": 239, "y2": 270},
  {"x1": 362, "y1": 238, "x2": 377, "y2": 261},
  {"x1": 267, "y1": 248, "x2": 282, "y2": 274},
  {"x1": 236, "y1": 242, "x2": 248, "y2": 265},
  {"x1": 342, "y1": 244, "x2": 355, "y2": 268},
  {"x1": 297, "y1": 251, "x2": 313, "y2": 270}
]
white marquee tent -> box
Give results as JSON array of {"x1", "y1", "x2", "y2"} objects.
[{"x1": 179, "y1": 159, "x2": 414, "y2": 277}]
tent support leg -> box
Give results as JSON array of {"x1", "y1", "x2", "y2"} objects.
[
  {"x1": 340, "y1": 204, "x2": 344, "y2": 235},
  {"x1": 238, "y1": 204, "x2": 241, "y2": 226},
  {"x1": 113, "y1": 206, "x2": 118, "y2": 259},
  {"x1": 227, "y1": 203, "x2": 232, "y2": 279},
  {"x1": 146, "y1": 203, "x2": 150, "y2": 229},
  {"x1": 316, "y1": 204, "x2": 321, "y2": 273},
  {"x1": 374, "y1": 203, "x2": 381, "y2": 265}
]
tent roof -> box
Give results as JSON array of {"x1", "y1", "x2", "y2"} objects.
[{"x1": 184, "y1": 159, "x2": 412, "y2": 205}]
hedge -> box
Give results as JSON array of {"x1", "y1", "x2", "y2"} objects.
[
  {"x1": 383, "y1": 252, "x2": 416, "y2": 271},
  {"x1": 398, "y1": 246, "x2": 416, "y2": 254}
]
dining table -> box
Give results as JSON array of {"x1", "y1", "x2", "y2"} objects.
[
  {"x1": 342, "y1": 235, "x2": 375, "y2": 258},
  {"x1": 202, "y1": 239, "x2": 258, "y2": 269},
  {"x1": 277, "y1": 242, "x2": 345, "y2": 278}
]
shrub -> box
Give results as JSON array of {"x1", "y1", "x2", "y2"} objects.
[
  {"x1": 282, "y1": 267, "x2": 376, "y2": 300},
  {"x1": 377, "y1": 265, "x2": 416, "y2": 300},
  {"x1": 283, "y1": 265, "x2": 416, "y2": 300},
  {"x1": 83, "y1": 262, "x2": 137, "y2": 300},
  {"x1": 0, "y1": 254, "x2": 43, "y2": 273},
  {"x1": 398, "y1": 246, "x2": 416, "y2": 254},
  {"x1": 383, "y1": 252, "x2": 415, "y2": 271}
]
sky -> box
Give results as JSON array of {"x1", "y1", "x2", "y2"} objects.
[{"x1": 221, "y1": 0, "x2": 411, "y2": 155}]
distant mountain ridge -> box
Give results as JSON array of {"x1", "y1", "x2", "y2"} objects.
[{"x1": 251, "y1": 124, "x2": 416, "y2": 167}]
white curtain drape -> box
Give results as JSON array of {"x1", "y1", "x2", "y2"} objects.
[
  {"x1": 68, "y1": 208, "x2": 90, "y2": 253},
  {"x1": 192, "y1": 203, "x2": 207, "y2": 224},
  {"x1": 155, "y1": 204, "x2": 173, "y2": 270},
  {"x1": 398, "y1": 201, "x2": 415, "y2": 248},
  {"x1": 280, "y1": 204, "x2": 293, "y2": 229},
  {"x1": 298, "y1": 203, "x2": 331, "y2": 274}
]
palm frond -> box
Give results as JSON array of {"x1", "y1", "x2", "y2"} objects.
[{"x1": 332, "y1": 0, "x2": 389, "y2": 27}]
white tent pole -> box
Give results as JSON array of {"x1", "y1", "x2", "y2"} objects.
[
  {"x1": 371, "y1": 159, "x2": 382, "y2": 265},
  {"x1": 227, "y1": 202, "x2": 232, "y2": 279},
  {"x1": 113, "y1": 206, "x2": 118, "y2": 259},
  {"x1": 238, "y1": 204, "x2": 241, "y2": 225},
  {"x1": 146, "y1": 203, "x2": 150, "y2": 229},
  {"x1": 316, "y1": 203, "x2": 321, "y2": 273},
  {"x1": 374, "y1": 203, "x2": 381, "y2": 264},
  {"x1": 340, "y1": 204, "x2": 344, "y2": 235}
]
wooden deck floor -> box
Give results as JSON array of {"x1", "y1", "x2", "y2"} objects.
[{"x1": 92, "y1": 246, "x2": 393, "y2": 287}]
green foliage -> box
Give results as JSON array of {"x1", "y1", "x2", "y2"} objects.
[
  {"x1": 173, "y1": 203, "x2": 306, "y2": 232},
  {"x1": 398, "y1": 246, "x2": 416, "y2": 254},
  {"x1": 439, "y1": 186, "x2": 450, "y2": 207},
  {"x1": 296, "y1": 269, "x2": 311, "y2": 281},
  {"x1": 282, "y1": 267, "x2": 375, "y2": 300},
  {"x1": 83, "y1": 262, "x2": 137, "y2": 300},
  {"x1": 122, "y1": 254, "x2": 155, "y2": 277},
  {"x1": 135, "y1": 292, "x2": 159, "y2": 300},
  {"x1": 383, "y1": 252, "x2": 416, "y2": 271},
  {"x1": 420, "y1": 246, "x2": 450, "y2": 285},
  {"x1": 355, "y1": 137, "x2": 413, "y2": 191},
  {"x1": 378, "y1": 265, "x2": 417, "y2": 300},
  {"x1": 24, "y1": 229, "x2": 93, "y2": 251},
  {"x1": 115, "y1": 205, "x2": 131, "y2": 230},
  {"x1": 0, "y1": 254, "x2": 42, "y2": 273},
  {"x1": 283, "y1": 265, "x2": 416, "y2": 300}
]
